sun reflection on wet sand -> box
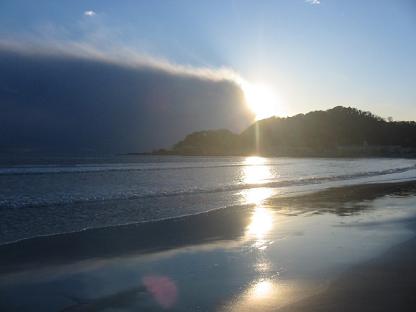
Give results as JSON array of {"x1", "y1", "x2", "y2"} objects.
[
  {"x1": 242, "y1": 158, "x2": 276, "y2": 259},
  {"x1": 252, "y1": 279, "x2": 275, "y2": 298},
  {"x1": 227, "y1": 157, "x2": 287, "y2": 311},
  {"x1": 221, "y1": 278, "x2": 295, "y2": 312},
  {"x1": 247, "y1": 207, "x2": 273, "y2": 239}
]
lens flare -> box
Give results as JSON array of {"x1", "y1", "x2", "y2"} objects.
[{"x1": 142, "y1": 275, "x2": 178, "y2": 309}]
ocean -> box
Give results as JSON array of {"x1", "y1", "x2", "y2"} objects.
[{"x1": 1, "y1": 155, "x2": 415, "y2": 245}]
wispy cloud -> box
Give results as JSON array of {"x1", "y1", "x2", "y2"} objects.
[
  {"x1": 0, "y1": 10, "x2": 249, "y2": 97},
  {"x1": 306, "y1": 0, "x2": 320, "y2": 5},
  {"x1": 84, "y1": 10, "x2": 96, "y2": 17},
  {"x1": 0, "y1": 38, "x2": 245, "y2": 88}
]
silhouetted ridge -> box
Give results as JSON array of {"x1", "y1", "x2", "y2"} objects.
[{"x1": 155, "y1": 106, "x2": 416, "y2": 157}]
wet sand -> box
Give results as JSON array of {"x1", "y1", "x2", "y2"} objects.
[
  {"x1": 274, "y1": 181, "x2": 416, "y2": 311},
  {"x1": 0, "y1": 204, "x2": 251, "y2": 274},
  {"x1": 1, "y1": 181, "x2": 416, "y2": 311},
  {"x1": 279, "y1": 231, "x2": 416, "y2": 312}
]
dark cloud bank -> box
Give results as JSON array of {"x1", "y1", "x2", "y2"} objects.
[{"x1": 0, "y1": 44, "x2": 252, "y2": 154}]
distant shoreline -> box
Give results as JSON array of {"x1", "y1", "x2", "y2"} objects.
[
  {"x1": 122, "y1": 150, "x2": 416, "y2": 159},
  {"x1": 132, "y1": 107, "x2": 416, "y2": 159}
]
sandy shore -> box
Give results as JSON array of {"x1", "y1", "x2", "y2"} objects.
[
  {"x1": 274, "y1": 181, "x2": 416, "y2": 311},
  {"x1": 279, "y1": 228, "x2": 416, "y2": 312},
  {"x1": 1, "y1": 180, "x2": 416, "y2": 311}
]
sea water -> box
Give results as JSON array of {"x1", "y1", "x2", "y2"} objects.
[{"x1": 1, "y1": 155, "x2": 415, "y2": 244}]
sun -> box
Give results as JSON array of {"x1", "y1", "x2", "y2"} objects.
[{"x1": 243, "y1": 82, "x2": 286, "y2": 120}]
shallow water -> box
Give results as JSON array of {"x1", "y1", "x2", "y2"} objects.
[{"x1": 1, "y1": 156, "x2": 415, "y2": 244}]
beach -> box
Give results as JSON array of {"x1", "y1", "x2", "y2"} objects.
[
  {"x1": 279, "y1": 233, "x2": 416, "y2": 312},
  {"x1": 2, "y1": 1, "x2": 415, "y2": 309},
  {"x1": 1, "y1": 168, "x2": 416, "y2": 311}
]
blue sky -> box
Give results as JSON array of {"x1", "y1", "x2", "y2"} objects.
[{"x1": 0, "y1": 0, "x2": 415, "y2": 146}]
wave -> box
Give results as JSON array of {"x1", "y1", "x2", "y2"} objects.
[
  {"x1": 2, "y1": 178, "x2": 416, "y2": 247},
  {"x1": 0, "y1": 161, "x2": 286, "y2": 176},
  {"x1": 1, "y1": 165, "x2": 415, "y2": 210}
]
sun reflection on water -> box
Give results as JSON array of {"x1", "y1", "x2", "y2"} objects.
[
  {"x1": 227, "y1": 157, "x2": 283, "y2": 311},
  {"x1": 244, "y1": 156, "x2": 266, "y2": 165},
  {"x1": 242, "y1": 164, "x2": 271, "y2": 184},
  {"x1": 242, "y1": 156, "x2": 272, "y2": 185},
  {"x1": 241, "y1": 156, "x2": 275, "y2": 243},
  {"x1": 241, "y1": 156, "x2": 274, "y2": 205},
  {"x1": 242, "y1": 188, "x2": 274, "y2": 205}
]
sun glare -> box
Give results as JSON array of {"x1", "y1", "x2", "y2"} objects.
[
  {"x1": 252, "y1": 280, "x2": 275, "y2": 298},
  {"x1": 243, "y1": 82, "x2": 286, "y2": 120},
  {"x1": 247, "y1": 207, "x2": 273, "y2": 239}
]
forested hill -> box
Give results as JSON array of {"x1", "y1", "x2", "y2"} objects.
[{"x1": 154, "y1": 106, "x2": 416, "y2": 157}]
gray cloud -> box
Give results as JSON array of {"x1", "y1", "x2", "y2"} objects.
[{"x1": 0, "y1": 41, "x2": 253, "y2": 154}]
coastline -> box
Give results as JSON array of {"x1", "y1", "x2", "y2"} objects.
[
  {"x1": 1, "y1": 179, "x2": 416, "y2": 311},
  {"x1": 2, "y1": 180, "x2": 416, "y2": 272},
  {"x1": 124, "y1": 151, "x2": 416, "y2": 159}
]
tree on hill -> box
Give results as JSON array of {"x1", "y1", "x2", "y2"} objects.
[
  {"x1": 172, "y1": 129, "x2": 241, "y2": 155},
  {"x1": 166, "y1": 106, "x2": 416, "y2": 157}
]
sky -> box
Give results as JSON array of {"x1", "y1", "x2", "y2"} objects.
[{"x1": 0, "y1": 0, "x2": 415, "y2": 153}]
